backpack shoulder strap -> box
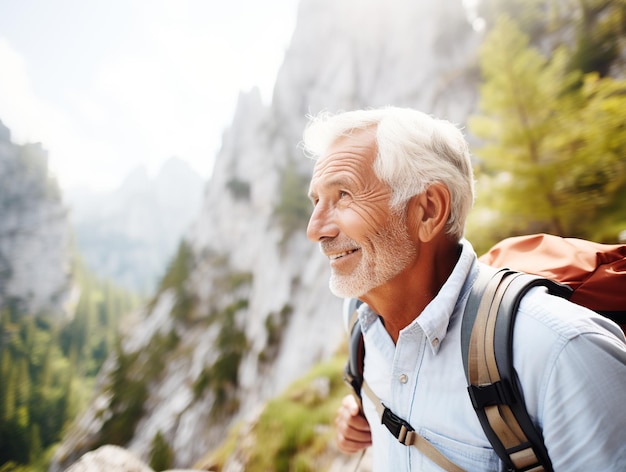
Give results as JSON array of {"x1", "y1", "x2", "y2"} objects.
[
  {"x1": 461, "y1": 265, "x2": 572, "y2": 472},
  {"x1": 344, "y1": 301, "x2": 364, "y2": 410}
]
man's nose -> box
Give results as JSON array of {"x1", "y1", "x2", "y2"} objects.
[{"x1": 307, "y1": 203, "x2": 338, "y2": 242}]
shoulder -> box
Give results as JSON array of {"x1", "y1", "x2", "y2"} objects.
[
  {"x1": 512, "y1": 287, "x2": 626, "y2": 417},
  {"x1": 513, "y1": 286, "x2": 626, "y2": 378},
  {"x1": 517, "y1": 285, "x2": 625, "y2": 343},
  {"x1": 515, "y1": 289, "x2": 626, "y2": 469}
]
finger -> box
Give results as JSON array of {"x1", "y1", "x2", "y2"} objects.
[
  {"x1": 341, "y1": 394, "x2": 361, "y2": 416},
  {"x1": 337, "y1": 418, "x2": 372, "y2": 442},
  {"x1": 335, "y1": 408, "x2": 369, "y2": 433},
  {"x1": 337, "y1": 400, "x2": 369, "y2": 433},
  {"x1": 336, "y1": 426, "x2": 372, "y2": 453},
  {"x1": 335, "y1": 407, "x2": 372, "y2": 444}
]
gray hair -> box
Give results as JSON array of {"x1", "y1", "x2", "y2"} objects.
[{"x1": 302, "y1": 107, "x2": 475, "y2": 240}]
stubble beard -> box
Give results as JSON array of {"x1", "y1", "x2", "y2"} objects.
[{"x1": 327, "y1": 210, "x2": 416, "y2": 299}]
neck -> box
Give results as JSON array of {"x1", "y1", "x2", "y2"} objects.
[{"x1": 362, "y1": 239, "x2": 460, "y2": 343}]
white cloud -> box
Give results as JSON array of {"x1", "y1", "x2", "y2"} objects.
[
  {"x1": 0, "y1": 38, "x2": 118, "y2": 190},
  {"x1": 0, "y1": 39, "x2": 59, "y2": 143},
  {"x1": 0, "y1": 0, "x2": 298, "y2": 192}
]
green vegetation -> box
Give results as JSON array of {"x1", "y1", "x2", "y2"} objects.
[
  {"x1": 95, "y1": 346, "x2": 147, "y2": 447},
  {"x1": 567, "y1": 0, "x2": 626, "y2": 77},
  {"x1": 274, "y1": 159, "x2": 312, "y2": 244},
  {"x1": 225, "y1": 271, "x2": 253, "y2": 291},
  {"x1": 154, "y1": 241, "x2": 252, "y2": 416},
  {"x1": 0, "y1": 259, "x2": 141, "y2": 471},
  {"x1": 199, "y1": 348, "x2": 348, "y2": 472},
  {"x1": 467, "y1": 7, "x2": 626, "y2": 253},
  {"x1": 17, "y1": 143, "x2": 61, "y2": 201},
  {"x1": 476, "y1": 0, "x2": 626, "y2": 72},
  {"x1": 157, "y1": 240, "x2": 197, "y2": 321},
  {"x1": 201, "y1": 299, "x2": 249, "y2": 417},
  {"x1": 149, "y1": 431, "x2": 173, "y2": 471},
  {"x1": 95, "y1": 329, "x2": 180, "y2": 449},
  {"x1": 259, "y1": 304, "x2": 293, "y2": 365}
]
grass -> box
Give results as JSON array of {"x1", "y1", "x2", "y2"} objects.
[{"x1": 196, "y1": 346, "x2": 349, "y2": 472}]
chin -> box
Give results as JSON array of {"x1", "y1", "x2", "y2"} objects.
[{"x1": 329, "y1": 276, "x2": 368, "y2": 299}]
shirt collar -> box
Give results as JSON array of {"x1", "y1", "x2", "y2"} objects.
[
  {"x1": 357, "y1": 239, "x2": 478, "y2": 354},
  {"x1": 412, "y1": 239, "x2": 476, "y2": 354},
  {"x1": 409, "y1": 238, "x2": 477, "y2": 354}
]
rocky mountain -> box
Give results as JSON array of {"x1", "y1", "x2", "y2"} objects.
[
  {"x1": 67, "y1": 157, "x2": 205, "y2": 295},
  {"x1": 0, "y1": 119, "x2": 72, "y2": 317},
  {"x1": 50, "y1": 0, "x2": 481, "y2": 469}
]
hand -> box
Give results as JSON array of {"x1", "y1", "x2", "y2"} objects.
[{"x1": 335, "y1": 394, "x2": 372, "y2": 453}]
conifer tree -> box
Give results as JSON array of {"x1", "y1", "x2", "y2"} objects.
[
  {"x1": 149, "y1": 431, "x2": 173, "y2": 471},
  {"x1": 468, "y1": 14, "x2": 626, "y2": 243},
  {"x1": 3, "y1": 363, "x2": 16, "y2": 422},
  {"x1": 29, "y1": 424, "x2": 42, "y2": 463}
]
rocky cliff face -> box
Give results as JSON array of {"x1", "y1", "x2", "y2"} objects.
[
  {"x1": 0, "y1": 119, "x2": 71, "y2": 317},
  {"x1": 51, "y1": 0, "x2": 481, "y2": 469}
]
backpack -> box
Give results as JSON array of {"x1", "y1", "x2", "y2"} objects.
[{"x1": 343, "y1": 233, "x2": 626, "y2": 472}]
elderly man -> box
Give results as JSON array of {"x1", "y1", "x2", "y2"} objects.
[{"x1": 303, "y1": 107, "x2": 626, "y2": 471}]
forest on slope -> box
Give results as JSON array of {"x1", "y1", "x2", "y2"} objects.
[{"x1": 0, "y1": 258, "x2": 140, "y2": 471}]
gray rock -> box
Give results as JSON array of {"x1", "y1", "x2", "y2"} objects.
[{"x1": 64, "y1": 445, "x2": 154, "y2": 472}]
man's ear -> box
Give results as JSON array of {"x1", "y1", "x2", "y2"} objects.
[{"x1": 407, "y1": 183, "x2": 451, "y2": 243}]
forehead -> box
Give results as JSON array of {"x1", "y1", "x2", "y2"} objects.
[{"x1": 309, "y1": 130, "x2": 379, "y2": 193}]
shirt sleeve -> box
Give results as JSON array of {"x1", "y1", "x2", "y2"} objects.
[{"x1": 541, "y1": 326, "x2": 626, "y2": 471}]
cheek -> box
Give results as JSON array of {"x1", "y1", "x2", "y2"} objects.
[
  {"x1": 352, "y1": 185, "x2": 395, "y2": 231},
  {"x1": 343, "y1": 203, "x2": 392, "y2": 240}
]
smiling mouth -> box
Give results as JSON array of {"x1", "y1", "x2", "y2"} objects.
[{"x1": 329, "y1": 248, "x2": 359, "y2": 260}]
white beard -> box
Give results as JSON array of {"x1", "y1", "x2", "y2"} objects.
[{"x1": 326, "y1": 210, "x2": 416, "y2": 299}]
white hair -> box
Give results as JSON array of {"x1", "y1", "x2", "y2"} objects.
[{"x1": 302, "y1": 107, "x2": 475, "y2": 240}]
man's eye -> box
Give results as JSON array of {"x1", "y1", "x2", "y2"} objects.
[{"x1": 339, "y1": 191, "x2": 349, "y2": 199}]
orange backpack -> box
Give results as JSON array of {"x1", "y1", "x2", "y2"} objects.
[{"x1": 479, "y1": 233, "x2": 626, "y2": 332}]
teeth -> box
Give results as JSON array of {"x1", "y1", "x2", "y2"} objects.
[{"x1": 330, "y1": 249, "x2": 356, "y2": 260}]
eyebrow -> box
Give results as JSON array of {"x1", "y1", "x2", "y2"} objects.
[{"x1": 308, "y1": 176, "x2": 352, "y2": 201}]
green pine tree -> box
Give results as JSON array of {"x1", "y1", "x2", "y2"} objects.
[
  {"x1": 29, "y1": 424, "x2": 42, "y2": 463},
  {"x1": 468, "y1": 14, "x2": 626, "y2": 247},
  {"x1": 149, "y1": 431, "x2": 173, "y2": 471}
]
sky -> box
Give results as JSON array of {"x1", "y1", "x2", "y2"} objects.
[{"x1": 0, "y1": 0, "x2": 300, "y2": 192}]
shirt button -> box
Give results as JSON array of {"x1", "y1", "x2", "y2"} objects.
[
  {"x1": 399, "y1": 374, "x2": 408, "y2": 384},
  {"x1": 432, "y1": 338, "x2": 440, "y2": 348}
]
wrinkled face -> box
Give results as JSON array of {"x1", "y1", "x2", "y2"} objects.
[{"x1": 307, "y1": 130, "x2": 416, "y2": 298}]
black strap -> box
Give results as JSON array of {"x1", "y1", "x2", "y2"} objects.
[
  {"x1": 601, "y1": 311, "x2": 626, "y2": 324},
  {"x1": 343, "y1": 299, "x2": 364, "y2": 401},
  {"x1": 462, "y1": 264, "x2": 572, "y2": 471}
]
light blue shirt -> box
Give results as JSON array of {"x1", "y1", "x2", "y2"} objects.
[{"x1": 355, "y1": 239, "x2": 626, "y2": 471}]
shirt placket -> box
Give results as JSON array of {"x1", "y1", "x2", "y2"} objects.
[{"x1": 390, "y1": 326, "x2": 427, "y2": 469}]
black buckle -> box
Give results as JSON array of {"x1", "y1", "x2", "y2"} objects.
[
  {"x1": 467, "y1": 379, "x2": 516, "y2": 410},
  {"x1": 505, "y1": 441, "x2": 543, "y2": 472},
  {"x1": 381, "y1": 406, "x2": 414, "y2": 445}
]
